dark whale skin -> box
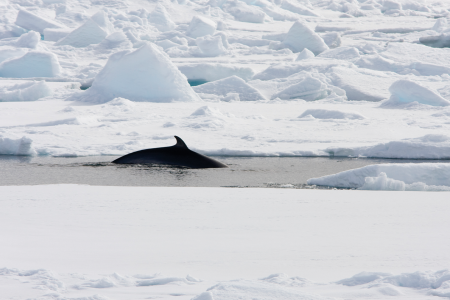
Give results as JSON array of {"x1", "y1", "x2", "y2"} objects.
[{"x1": 112, "y1": 136, "x2": 228, "y2": 169}]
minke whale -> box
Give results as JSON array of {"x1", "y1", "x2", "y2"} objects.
[{"x1": 112, "y1": 136, "x2": 228, "y2": 168}]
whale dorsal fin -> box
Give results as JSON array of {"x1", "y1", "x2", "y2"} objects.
[{"x1": 174, "y1": 136, "x2": 188, "y2": 149}]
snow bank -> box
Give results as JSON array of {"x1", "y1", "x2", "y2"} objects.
[
  {"x1": 187, "y1": 16, "x2": 216, "y2": 38},
  {"x1": 326, "y1": 134, "x2": 450, "y2": 159},
  {"x1": 297, "y1": 109, "x2": 366, "y2": 120},
  {"x1": 419, "y1": 33, "x2": 450, "y2": 48},
  {"x1": 178, "y1": 63, "x2": 254, "y2": 82},
  {"x1": 359, "y1": 172, "x2": 450, "y2": 191},
  {"x1": 307, "y1": 163, "x2": 450, "y2": 189},
  {"x1": 0, "y1": 81, "x2": 52, "y2": 101},
  {"x1": 0, "y1": 51, "x2": 61, "y2": 78},
  {"x1": 148, "y1": 4, "x2": 176, "y2": 32},
  {"x1": 55, "y1": 11, "x2": 114, "y2": 47},
  {"x1": 193, "y1": 75, "x2": 265, "y2": 101},
  {"x1": 196, "y1": 35, "x2": 226, "y2": 56},
  {"x1": 80, "y1": 43, "x2": 199, "y2": 103},
  {"x1": 0, "y1": 47, "x2": 27, "y2": 64},
  {"x1": 15, "y1": 9, "x2": 63, "y2": 34},
  {"x1": 281, "y1": 0, "x2": 319, "y2": 16},
  {"x1": 0, "y1": 136, "x2": 36, "y2": 156},
  {"x1": 282, "y1": 21, "x2": 329, "y2": 54},
  {"x1": 382, "y1": 80, "x2": 450, "y2": 107},
  {"x1": 13, "y1": 31, "x2": 40, "y2": 48}
]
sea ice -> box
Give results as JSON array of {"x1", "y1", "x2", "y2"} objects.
[
  {"x1": 0, "y1": 51, "x2": 61, "y2": 78},
  {"x1": 15, "y1": 9, "x2": 64, "y2": 35},
  {"x1": 186, "y1": 16, "x2": 216, "y2": 38},
  {"x1": 297, "y1": 109, "x2": 366, "y2": 120},
  {"x1": 382, "y1": 80, "x2": 450, "y2": 107},
  {"x1": 0, "y1": 136, "x2": 36, "y2": 155},
  {"x1": 295, "y1": 48, "x2": 315, "y2": 61},
  {"x1": 0, "y1": 81, "x2": 52, "y2": 102},
  {"x1": 178, "y1": 63, "x2": 254, "y2": 82},
  {"x1": 148, "y1": 4, "x2": 176, "y2": 32},
  {"x1": 281, "y1": 21, "x2": 329, "y2": 54},
  {"x1": 193, "y1": 75, "x2": 265, "y2": 101},
  {"x1": 55, "y1": 11, "x2": 114, "y2": 47},
  {"x1": 196, "y1": 35, "x2": 227, "y2": 56},
  {"x1": 77, "y1": 43, "x2": 199, "y2": 103}
]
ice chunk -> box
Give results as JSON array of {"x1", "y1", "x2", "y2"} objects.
[
  {"x1": 355, "y1": 54, "x2": 400, "y2": 72},
  {"x1": 419, "y1": 33, "x2": 450, "y2": 48},
  {"x1": 0, "y1": 51, "x2": 61, "y2": 78},
  {"x1": 359, "y1": 172, "x2": 406, "y2": 191},
  {"x1": 271, "y1": 76, "x2": 327, "y2": 100},
  {"x1": 337, "y1": 272, "x2": 391, "y2": 286},
  {"x1": 0, "y1": 81, "x2": 52, "y2": 102},
  {"x1": 43, "y1": 28, "x2": 72, "y2": 42},
  {"x1": 14, "y1": 31, "x2": 40, "y2": 48},
  {"x1": 223, "y1": 1, "x2": 266, "y2": 23},
  {"x1": 15, "y1": 9, "x2": 64, "y2": 34},
  {"x1": 193, "y1": 75, "x2": 265, "y2": 101},
  {"x1": 282, "y1": 21, "x2": 329, "y2": 54},
  {"x1": 321, "y1": 32, "x2": 341, "y2": 49},
  {"x1": 280, "y1": 0, "x2": 319, "y2": 16},
  {"x1": 178, "y1": 63, "x2": 254, "y2": 82},
  {"x1": 295, "y1": 48, "x2": 315, "y2": 61},
  {"x1": 0, "y1": 47, "x2": 27, "y2": 64},
  {"x1": 0, "y1": 136, "x2": 36, "y2": 156},
  {"x1": 196, "y1": 35, "x2": 226, "y2": 56},
  {"x1": 190, "y1": 106, "x2": 225, "y2": 118},
  {"x1": 383, "y1": 80, "x2": 450, "y2": 107},
  {"x1": 148, "y1": 4, "x2": 176, "y2": 32},
  {"x1": 79, "y1": 43, "x2": 199, "y2": 103},
  {"x1": 307, "y1": 163, "x2": 450, "y2": 188},
  {"x1": 186, "y1": 16, "x2": 216, "y2": 38},
  {"x1": 156, "y1": 39, "x2": 180, "y2": 50},
  {"x1": 55, "y1": 11, "x2": 114, "y2": 47},
  {"x1": 297, "y1": 109, "x2": 366, "y2": 120},
  {"x1": 432, "y1": 18, "x2": 448, "y2": 33},
  {"x1": 317, "y1": 47, "x2": 360, "y2": 60},
  {"x1": 382, "y1": 0, "x2": 402, "y2": 11}
]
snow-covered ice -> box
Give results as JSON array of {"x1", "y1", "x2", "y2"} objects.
[{"x1": 1, "y1": 185, "x2": 450, "y2": 300}]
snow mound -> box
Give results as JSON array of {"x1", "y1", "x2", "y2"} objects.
[
  {"x1": 271, "y1": 76, "x2": 328, "y2": 100},
  {"x1": 282, "y1": 21, "x2": 329, "y2": 55},
  {"x1": 317, "y1": 47, "x2": 360, "y2": 60},
  {"x1": 0, "y1": 81, "x2": 52, "y2": 101},
  {"x1": 15, "y1": 9, "x2": 63, "y2": 34},
  {"x1": 297, "y1": 109, "x2": 366, "y2": 120},
  {"x1": 260, "y1": 273, "x2": 313, "y2": 287},
  {"x1": 148, "y1": 4, "x2": 176, "y2": 32},
  {"x1": 178, "y1": 63, "x2": 254, "y2": 82},
  {"x1": 295, "y1": 48, "x2": 315, "y2": 61},
  {"x1": 137, "y1": 277, "x2": 191, "y2": 286},
  {"x1": 321, "y1": 32, "x2": 341, "y2": 49},
  {"x1": 0, "y1": 136, "x2": 36, "y2": 156},
  {"x1": 307, "y1": 162, "x2": 450, "y2": 188},
  {"x1": 193, "y1": 76, "x2": 265, "y2": 101},
  {"x1": 0, "y1": 51, "x2": 61, "y2": 78},
  {"x1": 196, "y1": 35, "x2": 227, "y2": 56},
  {"x1": 419, "y1": 33, "x2": 450, "y2": 48},
  {"x1": 56, "y1": 11, "x2": 114, "y2": 47},
  {"x1": 187, "y1": 16, "x2": 216, "y2": 38},
  {"x1": 79, "y1": 43, "x2": 199, "y2": 103},
  {"x1": 14, "y1": 30, "x2": 40, "y2": 48},
  {"x1": 195, "y1": 279, "x2": 329, "y2": 300},
  {"x1": 382, "y1": 80, "x2": 450, "y2": 107},
  {"x1": 190, "y1": 106, "x2": 225, "y2": 118}
]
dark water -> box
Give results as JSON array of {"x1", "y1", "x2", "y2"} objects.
[{"x1": 0, "y1": 155, "x2": 447, "y2": 188}]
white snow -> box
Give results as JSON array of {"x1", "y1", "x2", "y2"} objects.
[
  {"x1": 295, "y1": 48, "x2": 315, "y2": 61},
  {"x1": 281, "y1": 21, "x2": 329, "y2": 55},
  {"x1": 15, "y1": 9, "x2": 64, "y2": 35},
  {"x1": 0, "y1": 80, "x2": 52, "y2": 101},
  {"x1": 382, "y1": 80, "x2": 450, "y2": 107},
  {"x1": 297, "y1": 109, "x2": 366, "y2": 120},
  {"x1": 196, "y1": 35, "x2": 227, "y2": 56}
]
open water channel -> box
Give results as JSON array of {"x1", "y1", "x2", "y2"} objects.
[{"x1": 1, "y1": 155, "x2": 448, "y2": 188}]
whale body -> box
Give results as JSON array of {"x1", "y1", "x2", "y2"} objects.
[{"x1": 112, "y1": 136, "x2": 228, "y2": 168}]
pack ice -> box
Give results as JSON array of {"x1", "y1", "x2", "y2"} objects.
[{"x1": 0, "y1": 0, "x2": 449, "y2": 167}]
